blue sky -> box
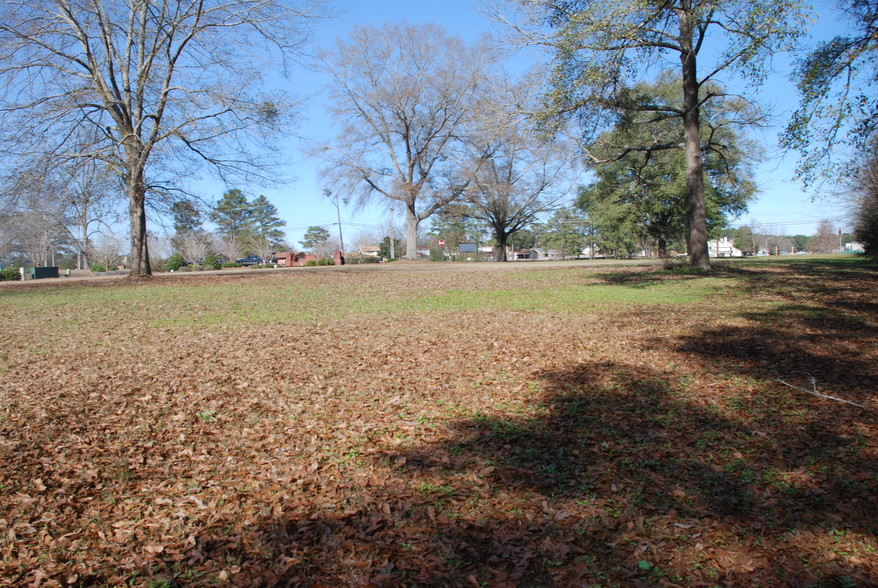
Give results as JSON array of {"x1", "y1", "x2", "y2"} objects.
[{"x1": 202, "y1": 0, "x2": 854, "y2": 249}]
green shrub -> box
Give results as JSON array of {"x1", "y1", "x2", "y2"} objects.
[
  {"x1": 305, "y1": 260, "x2": 318, "y2": 267},
  {"x1": 203, "y1": 253, "x2": 221, "y2": 270},
  {"x1": 0, "y1": 267, "x2": 20, "y2": 281},
  {"x1": 222, "y1": 262, "x2": 240, "y2": 268},
  {"x1": 166, "y1": 253, "x2": 186, "y2": 271},
  {"x1": 346, "y1": 255, "x2": 381, "y2": 265},
  {"x1": 317, "y1": 258, "x2": 334, "y2": 266},
  {"x1": 90, "y1": 264, "x2": 107, "y2": 273}
]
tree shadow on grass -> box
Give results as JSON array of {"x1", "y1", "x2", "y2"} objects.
[
  {"x1": 667, "y1": 260, "x2": 878, "y2": 401},
  {"x1": 150, "y1": 360, "x2": 877, "y2": 587}
]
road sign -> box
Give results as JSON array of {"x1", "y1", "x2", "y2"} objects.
[{"x1": 438, "y1": 239, "x2": 446, "y2": 247}]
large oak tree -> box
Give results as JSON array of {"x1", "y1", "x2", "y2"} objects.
[
  {"x1": 578, "y1": 74, "x2": 758, "y2": 258},
  {"x1": 464, "y1": 76, "x2": 575, "y2": 261},
  {"x1": 488, "y1": 0, "x2": 806, "y2": 269},
  {"x1": 0, "y1": 0, "x2": 323, "y2": 277},
  {"x1": 318, "y1": 23, "x2": 489, "y2": 260}
]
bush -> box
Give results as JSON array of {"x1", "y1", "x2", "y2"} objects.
[
  {"x1": 317, "y1": 258, "x2": 334, "y2": 266},
  {"x1": 346, "y1": 255, "x2": 381, "y2": 265},
  {"x1": 305, "y1": 259, "x2": 318, "y2": 267},
  {"x1": 0, "y1": 267, "x2": 20, "y2": 281},
  {"x1": 202, "y1": 253, "x2": 221, "y2": 270},
  {"x1": 166, "y1": 253, "x2": 186, "y2": 271},
  {"x1": 222, "y1": 262, "x2": 240, "y2": 268},
  {"x1": 90, "y1": 264, "x2": 107, "y2": 273}
]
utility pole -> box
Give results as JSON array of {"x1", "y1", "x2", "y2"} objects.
[
  {"x1": 323, "y1": 188, "x2": 345, "y2": 255},
  {"x1": 389, "y1": 205, "x2": 396, "y2": 259}
]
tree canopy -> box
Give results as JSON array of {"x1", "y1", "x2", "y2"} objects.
[
  {"x1": 490, "y1": 0, "x2": 806, "y2": 268},
  {"x1": 851, "y1": 137, "x2": 878, "y2": 255},
  {"x1": 463, "y1": 76, "x2": 574, "y2": 261},
  {"x1": 0, "y1": 0, "x2": 323, "y2": 276},
  {"x1": 577, "y1": 74, "x2": 757, "y2": 257},
  {"x1": 318, "y1": 23, "x2": 489, "y2": 260},
  {"x1": 782, "y1": 0, "x2": 878, "y2": 184},
  {"x1": 211, "y1": 190, "x2": 255, "y2": 240},
  {"x1": 250, "y1": 195, "x2": 287, "y2": 249},
  {"x1": 538, "y1": 207, "x2": 589, "y2": 259},
  {"x1": 300, "y1": 226, "x2": 331, "y2": 252}
]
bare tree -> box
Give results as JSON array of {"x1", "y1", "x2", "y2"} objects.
[
  {"x1": 12, "y1": 209, "x2": 69, "y2": 266},
  {"x1": 0, "y1": 0, "x2": 325, "y2": 277},
  {"x1": 88, "y1": 232, "x2": 124, "y2": 271},
  {"x1": 318, "y1": 23, "x2": 489, "y2": 260},
  {"x1": 250, "y1": 235, "x2": 278, "y2": 263},
  {"x1": 351, "y1": 227, "x2": 382, "y2": 250},
  {"x1": 59, "y1": 157, "x2": 120, "y2": 269},
  {"x1": 149, "y1": 233, "x2": 174, "y2": 267},
  {"x1": 1, "y1": 129, "x2": 122, "y2": 269},
  {"x1": 812, "y1": 220, "x2": 840, "y2": 254},
  {"x1": 174, "y1": 231, "x2": 211, "y2": 265},
  {"x1": 216, "y1": 234, "x2": 243, "y2": 264},
  {"x1": 464, "y1": 76, "x2": 575, "y2": 261}
]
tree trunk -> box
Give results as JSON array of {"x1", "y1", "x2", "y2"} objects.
[
  {"x1": 127, "y1": 164, "x2": 151, "y2": 277},
  {"x1": 680, "y1": 14, "x2": 710, "y2": 270},
  {"x1": 79, "y1": 216, "x2": 88, "y2": 270},
  {"x1": 494, "y1": 229, "x2": 509, "y2": 262},
  {"x1": 657, "y1": 236, "x2": 668, "y2": 259},
  {"x1": 405, "y1": 204, "x2": 419, "y2": 260}
]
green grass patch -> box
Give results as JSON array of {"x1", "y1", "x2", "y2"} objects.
[
  {"x1": 0, "y1": 271, "x2": 735, "y2": 330},
  {"x1": 0, "y1": 256, "x2": 870, "y2": 331},
  {"x1": 404, "y1": 278, "x2": 729, "y2": 313}
]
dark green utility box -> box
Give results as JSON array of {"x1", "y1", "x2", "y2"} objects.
[{"x1": 31, "y1": 266, "x2": 59, "y2": 279}]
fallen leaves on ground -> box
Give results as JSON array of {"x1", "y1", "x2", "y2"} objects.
[{"x1": 0, "y1": 259, "x2": 876, "y2": 586}]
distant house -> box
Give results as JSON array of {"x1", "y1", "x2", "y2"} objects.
[
  {"x1": 274, "y1": 252, "x2": 319, "y2": 267},
  {"x1": 513, "y1": 248, "x2": 538, "y2": 260},
  {"x1": 358, "y1": 245, "x2": 381, "y2": 257},
  {"x1": 708, "y1": 236, "x2": 743, "y2": 258},
  {"x1": 845, "y1": 242, "x2": 865, "y2": 253}
]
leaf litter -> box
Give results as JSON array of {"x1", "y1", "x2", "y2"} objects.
[{"x1": 0, "y1": 259, "x2": 876, "y2": 586}]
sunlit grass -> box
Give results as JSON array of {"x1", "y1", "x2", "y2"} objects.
[
  {"x1": 1, "y1": 256, "x2": 871, "y2": 330},
  {"x1": 0, "y1": 270, "x2": 739, "y2": 330}
]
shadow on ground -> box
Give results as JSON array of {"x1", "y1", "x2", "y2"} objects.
[{"x1": 165, "y1": 355, "x2": 877, "y2": 586}]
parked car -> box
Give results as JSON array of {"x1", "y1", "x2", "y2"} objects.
[{"x1": 235, "y1": 255, "x2": 263, "y2": 266}]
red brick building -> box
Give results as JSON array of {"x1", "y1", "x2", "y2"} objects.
[{"x1": 274, "y1": 252, "x2": 319, "y2": 267}]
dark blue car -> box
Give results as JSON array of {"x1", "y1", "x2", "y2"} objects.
[{"x1": 235, "y1": 255, "x2": 263, "y2": 266}]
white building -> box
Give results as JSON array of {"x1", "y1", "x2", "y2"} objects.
[{"x1": 708, "y1": 236, "x2": 743, "y2": 258}]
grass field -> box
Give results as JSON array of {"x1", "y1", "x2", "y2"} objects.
[{"x1": 1, "y1": 257, "x2": 876, "y2": 586}]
